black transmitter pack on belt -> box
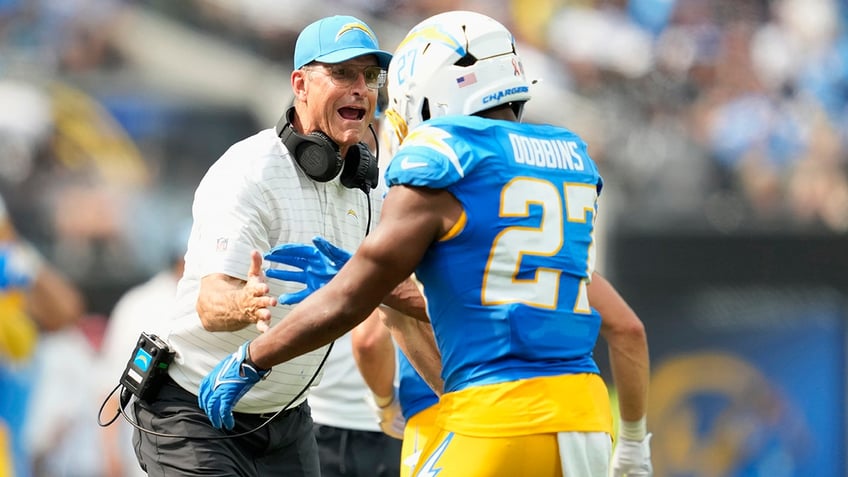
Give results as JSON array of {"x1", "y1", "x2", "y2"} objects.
[{"x1": 120, "y1": 332, "x2": 175, "y2": 402}]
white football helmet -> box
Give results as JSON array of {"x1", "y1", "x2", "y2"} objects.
[{"x1": 387, "y1": 10, "x2": 531, "y2": 142}]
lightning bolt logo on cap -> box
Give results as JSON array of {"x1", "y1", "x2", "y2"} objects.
[{"x1": 336, "y1": 22, "x2": 377, "y2": 43}]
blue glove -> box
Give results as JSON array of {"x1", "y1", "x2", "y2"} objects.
[
  {"x1": 0, "y1": 243, "x2": 38, "y2": 291},
  {"x1": 264, "y1": 236, "x2": 352, "y2": 305},
  {"x1": 198, "y1": 341, "x2": 269, "y2": 430}
]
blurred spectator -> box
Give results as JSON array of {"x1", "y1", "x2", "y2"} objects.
[
  {"x1": 24, "y1": 316, "x2": 105, "y2": 477},
  {"x1": 0, "y1": 80, "x2": 51, "y2": 186},
  {"x1": 0, "y1": 0, "x2": 126, "y2": 74},
  {"x1": 0, "y1": 192, "x2": 85, "y2": 477},
  {"x1": 97, "y1": 221, "x2": 189, "y2": 477}
]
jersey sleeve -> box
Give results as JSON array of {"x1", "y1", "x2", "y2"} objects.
[{"x1": 385, "y1": 123, "x2": 468, "y2": 189}]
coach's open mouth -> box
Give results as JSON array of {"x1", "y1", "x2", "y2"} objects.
[{"x1": 339, "y1": 106, "x2": 365, "y2": 121}]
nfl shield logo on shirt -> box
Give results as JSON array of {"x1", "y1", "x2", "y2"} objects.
[{"x1": 216, "y1": 237, "x2": 228, "y2": 252}]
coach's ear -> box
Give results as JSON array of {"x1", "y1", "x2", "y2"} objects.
[{"x1": 292, "y1": 69, "x2": 309, "y2": 100}]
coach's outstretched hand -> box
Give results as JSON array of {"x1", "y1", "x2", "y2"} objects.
[
  {"x1": 198, "y1": 341, "x2": 269, "y2": 430},
  {"x1": 610, "y1": 433, "x2": 653, "y2": 477},
  {"x1": 264, "y1": 236, "x2": 352, "y2": 305}
]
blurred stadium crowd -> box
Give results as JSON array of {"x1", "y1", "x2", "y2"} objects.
[{"x1": 0, "y1": 0, "x2": 846, "y2": 475}]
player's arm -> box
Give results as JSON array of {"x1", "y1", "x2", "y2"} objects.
[
  {"x1": 249, "y1": 184, "x2": 451, "y2": 368},
  {"x1": 589, "y1": 272, "x2": 650, "y2": 422},
  {"x1": 0, "y1": 208, "x2": 84, "y2": 330},
  {"x1": 25, "y1": 256, "x2": 85, "y2": 331},
  {"x1": 351, "y1": 308, "x2": 407, "y2": 439},
  {"x1": 199, "y1": 185, "x2": 458, "y2": 430},
  {"x1": 379, "y1": 304, "x2": 443, "y2": 395},
  {"x1": 591, "y1": 272, "x2": 649, "y2": 424},
  {"x1": 352, "y1": 305, "x2": 443, "y2": 439},
  {"x1": 196, "y1": 250, "x2": 278, "y2": 332},
  {"x1": 352, "y1": 309, "x2": 397, "y2": 400},
  {"x1": 591, "y1": 271, "x2": 653, "y2": 476},
  {"x1": 381, "y1": 276, "x2": 429, "y2": 322}
]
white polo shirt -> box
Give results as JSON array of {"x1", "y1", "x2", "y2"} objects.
[{"x1": 166, "y1": 128, "x2": 383, "y2": 414}]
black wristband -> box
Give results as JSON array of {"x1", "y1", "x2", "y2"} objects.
[{"x1": 244, "y1": 342, "x2": 270, "y2": 375}]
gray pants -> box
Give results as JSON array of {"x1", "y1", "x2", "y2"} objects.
[
  {"x1": 132, "y1": 378, "x2": 319, "y2": 477},
  {"x1": 314, "y1": 423, "x2": 402, "y2": 477}
]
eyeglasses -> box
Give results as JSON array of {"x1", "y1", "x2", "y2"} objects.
[{"x1": 303, "y1": 63, "x2": 387, "y2": 90}]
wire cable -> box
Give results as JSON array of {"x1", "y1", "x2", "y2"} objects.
[{"x1": 96, "y1": 341, "x2": 333, "y2": 440}]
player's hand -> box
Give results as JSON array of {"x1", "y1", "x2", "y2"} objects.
[
  {"x1": 264, "y1": 236, "x2": 351, "y2": 305},
  {"x1": 365, "y1": 388, "x2": 406, "y2": 440},
  {"x1": 312, "y1": 236, "x2": 353, "y2": 268},
  {"x1": 610, "y1": 433, "x2": 653, "y2": 477},
  {"x1": 198, "y1": 341, "x2": 269, "y2": 430}
]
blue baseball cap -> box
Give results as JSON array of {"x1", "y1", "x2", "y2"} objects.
[{"x1": 294, "y1": 15, "x2": 392, "y2": 70}]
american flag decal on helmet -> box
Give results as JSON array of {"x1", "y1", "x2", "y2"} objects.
[{"x1": 456, "y1": 73, "x2": 477, "y2": 88}]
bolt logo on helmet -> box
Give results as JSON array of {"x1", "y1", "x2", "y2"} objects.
[
  {"x1": 394, "y1": 24, "x2": 465, "y2": 57},
  {"x1": 387, "y1": 10, "x2": 531, "y2": 146}
]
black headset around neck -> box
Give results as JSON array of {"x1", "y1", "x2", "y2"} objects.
[{"x1": 276, "y1": 106, "x2": 379, "y2": 193}]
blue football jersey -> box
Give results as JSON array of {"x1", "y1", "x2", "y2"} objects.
[
  {"x1": 385, "y1": 115, "x2": 604, "y2": 393},
  {"x1": 397, "y1": 351, "x2": 439, "y2": 420}
]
